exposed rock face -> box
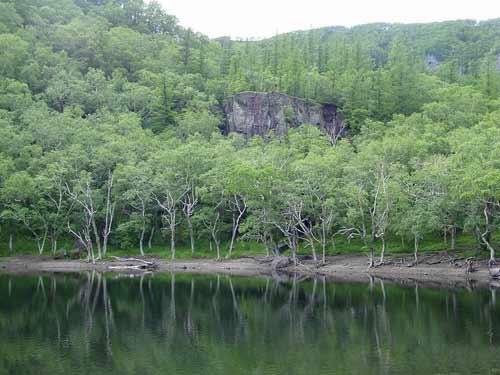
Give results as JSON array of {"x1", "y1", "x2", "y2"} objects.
[
  {"x1": 222, "y1": 92, "x2": 346, "y2": 141},
  {"x1": 425, "y1": 54, "x2": 441, "y2": 72},
  {"x1": 497, "y1": 53, "x2": 500, "y2": 72}
]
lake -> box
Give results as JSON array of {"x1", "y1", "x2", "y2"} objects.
[{"x1": 0, "y1": 272, "x2": 499, "y2": 375}]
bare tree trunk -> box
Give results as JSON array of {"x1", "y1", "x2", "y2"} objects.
[
  {"x1": 227, "y1": 197, "x2": 246, "y2": 259},
  {"x1": 65, "y1": 179, "x2": 98, "y2": 262},
  {"x1": 414, "y1": 235, "x2": 419, "y2": 264},
  {"x1": 170, "y1": 214, "x2": 176, "y2": 259},
  {"x1": 290, "y1": 235, "x2": 297, "y2": 266},
  {"x1": 215, "y1": 240, "x2": 221, "y2": 261},
  {"x1": 37, "y1": 230, "x2": 48, "y2": 255},
  {"x1": 451, "y1": 226, "x2": 456, "y2": 252},
  {"x1": 309, "y1": 238, "x2": 318, "y2": 262},
  {"x1": 139, "y1": 226, "x2": 145, "y2": 256},
  {"x1": 379, "y1": 236, "x2": 386, "y2": 264},
  {"x1": 367, "y1": 233, "x2": 375, "y2": 268},
  {"x1": 51, "y1": 237, "x2": 58, "y2": 255},
  {"x1": 203, "y1": 204, "x2": 222, "y2": 261},
  {"x1": 475, "y1": 202, "x2": 496, "y2": 266},
  {"x1": 228, "y1": 212, "x2": 237, "y2": 259},
  {"x1": 268, "y1": 233, "x2": 275, "y2": 257},
  {"x1": 155, "y1": 193, "x2": 180, "y2": 260},
  {"x1": 369, "y1": 245, "x2": 374, "y2": 268},
  {"x1": 91, "y1": 218, "x2": 102, "y2": 259},
  {"x1": 482, "y1": 203, "x2": 496, "y2": 266},
  {"x1": 210, "y1": 212, "x2": 221, "y2": 261},
  {"x1": 182, "y1": 191, "x2": 198, "y2": 255},
  {"x1": 102, "y1": 171, "x2": 115, "y2": 257},
  {"x1": 87, "y1": 232, "x2": 95, "y2": 264},
  {"x1": 263, "y1": 232, "x2": 270, "y2": 257},
  {"x1": 8, "y1": 234, "x2": 13, "y2": 254},
  {"x1": 321, "y1": 221, "x2": 327, "y2": 264},
  {"x1": 480, "y1": 233, "x2": 496, "y2": 267},
  {"x1": 148, "y1": 226, "x2": 155, "y2": 249},
  {"x1": 187, "y1": 216, "x2": 195, "y2": 255},
  {"x1": 102, "y1": 234, "x2": 109, "y2": 257},
  {"x1": 292, "y1": 203, "x2": 320, "y2": 262}
]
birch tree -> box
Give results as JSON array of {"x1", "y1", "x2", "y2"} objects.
[
  {"x1": 152, "y1": 147, "x2": 189, "y2": 259},
  {"x1": 1, "y1": 172, "x2": 49, "y2": 254},
  {"x1": 291, "y1": 145, "x2": 349, "y2": 263},
  {"x1": 451, "y1": 122, "x2": 500, "y2": 266},
  {"x1": 65, "y1": 172, "x2": 99, "y2": 262},
  {"x1": 340, "y1": 154, "x2": 397, "y2": 268},
  {"x1": 116, "y1": 162, "x2": 154, "y2": 255},
  {"x1": 36, "y1": 163, "x2": 76, "y2": 255},
  {"x1": 173, "y1": 138, "x2": 213, "y2": 255}
]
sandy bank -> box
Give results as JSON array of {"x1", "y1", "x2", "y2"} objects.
[{"x1": 1, "y1": 253, "x2": 499, "y2": 290}]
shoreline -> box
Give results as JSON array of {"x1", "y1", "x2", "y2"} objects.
[{"x1": 1, "y1": 254, "x2": 498, "y2": 290}]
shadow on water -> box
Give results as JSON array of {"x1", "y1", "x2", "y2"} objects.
[{"x1": 0, "y1": 272, "x2": 499, "y2": 375}]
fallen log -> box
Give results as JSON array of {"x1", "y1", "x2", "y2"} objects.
[
  {"x1": 108, "y1": 265, "x2": 153, "y2": 271},
  {"x1": 109, "y1": 256, "x2": 159, "y2": 271},
  {"x1": 110, "y1": 256, "x2": 155, "y2": 264}
]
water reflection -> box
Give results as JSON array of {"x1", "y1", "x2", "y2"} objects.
[{"x1": 0, "y1": 272, "x2": 499, "y2": 375}]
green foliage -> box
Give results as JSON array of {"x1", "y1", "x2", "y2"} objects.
[{"x1": 0, "y1": 0, "x2": 499, "y2": 261}]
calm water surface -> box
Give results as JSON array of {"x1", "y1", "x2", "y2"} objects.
[{"x1": 0, "y1": 272, "x2": 499, "y2": 375}]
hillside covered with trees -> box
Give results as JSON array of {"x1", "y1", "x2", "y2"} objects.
[{"x1": 1, "y1": 0, "x2": 500, "y2": 265}]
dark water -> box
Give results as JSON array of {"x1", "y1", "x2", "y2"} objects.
[{"x1": 0, "y1": 273, "x2": 499, "y2": 375}]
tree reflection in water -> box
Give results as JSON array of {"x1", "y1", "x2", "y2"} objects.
[{"x1": 0, "y1": 272, "x2": 499, "y2": 375}]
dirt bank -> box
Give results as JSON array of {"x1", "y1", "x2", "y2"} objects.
[{"x1": 1, "y1": 253, "x2": 498, "y2": 290}]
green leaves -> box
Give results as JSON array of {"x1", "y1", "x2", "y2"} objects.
[
  {"x1": 0, "y1": 0, "x2": 500, "y2": 259},
  {"x1": 0, "y1": 34, "x2": 29, "y2": 80}
]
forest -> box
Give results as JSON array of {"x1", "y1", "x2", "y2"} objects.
[{"x1": 1, "y1": 0, "x2": 500, "y2": 266}]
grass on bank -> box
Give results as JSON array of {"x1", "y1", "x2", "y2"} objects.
[{"x1": 0, "y1": 232, "x2": 494, "y2": 261}]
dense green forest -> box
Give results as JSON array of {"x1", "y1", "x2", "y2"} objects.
[{"x1": 1, "y1": 0, "x2": 500, "y2": 265}]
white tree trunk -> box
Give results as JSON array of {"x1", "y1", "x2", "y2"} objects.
[
  {"x1": 414, "y1": 235, "x2": 419, "y2": 264},
  {"x1": 91, "y1": 218, "x2": 101, "y2": 259},
  {"x1": 169, "y1": 210, "x2": 176, "y2": 259},
  {"x1": 139, "y1": 226, "x2": 145, "y2": 256},
  {"x1": 187, "y1": 216, "x2": 195, "y2": 254},
  {"x1": 451, "y1": 226, "x2": 456, "y2": 252},
  {"x1": 148, "y1": 226, "x2": 155, "y2": 249},
  {"x1": 321, "y1": 221, "x2": 327, "y2": 264},
  {"x1": 379, "y1": 236, "x2": 386, "y2": 264}
]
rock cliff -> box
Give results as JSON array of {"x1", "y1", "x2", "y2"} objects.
[
  {"x1": 425, "y1": 54, "x2": 441, "y2": 72},
  {"x1": 222, "y1": 92, "x2": 346, "y2": 141}
]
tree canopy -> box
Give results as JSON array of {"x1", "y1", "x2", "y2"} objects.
[{"x1": 0, "y1": 0, "x2": 500, "y2": 264}]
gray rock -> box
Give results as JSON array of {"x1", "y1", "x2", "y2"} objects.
[
  {"x1": 497, "y1": 53, "x2": 500, "y2": 73},
  {"x1": 222, "y1": 92, "x2": 346, "y2": 141},
  {"x1": 425, "y1": 54, "x2": 441, "y2": 72}
]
